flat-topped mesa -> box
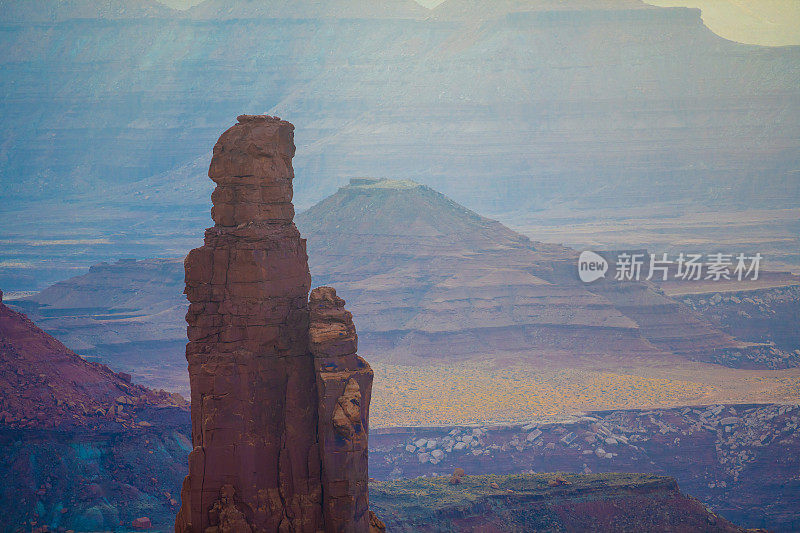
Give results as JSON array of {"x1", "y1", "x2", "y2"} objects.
[
  {"x1": 209, "y1": 115, "x2": 297, "y2": 227},
  {"x1": 177, "y1": 117, "x2": 382, "y2": 533}
]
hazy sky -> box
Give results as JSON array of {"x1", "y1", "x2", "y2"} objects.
[
  {"x1": 156, "y1": 0, "x2": 799, "y2": 46},
  {"x1": 646, "y1": 0, "x2": 800, "y2": 46}
]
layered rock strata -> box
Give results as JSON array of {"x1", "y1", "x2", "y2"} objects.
[{"x1": 176, "y1": 116, "x2": 379, "y2": 533}]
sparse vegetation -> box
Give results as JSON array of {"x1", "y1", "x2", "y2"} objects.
[{"x1": 370, "y1": 361, "x2": 715, "y2": 427}]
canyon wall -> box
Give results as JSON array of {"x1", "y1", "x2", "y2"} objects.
[
  {"x1": 0, "y1": 287, "x2": 190, "y2": 531},
  {"x1": 176, "y1": 116, "x2": 380, "y2": 533},
  {"x1": 0, "y1": 289, "x2": 186, "y2": 431},
  {"x1": 2, "y1": 2, "x2": 800, "y2": 298}
]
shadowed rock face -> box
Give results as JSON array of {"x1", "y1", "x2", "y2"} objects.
[
  {"x1": 176, "y1": 116, "x2": 381, "y2": 533},
  {"x1": 310, "y1": 287, "x2": 376, "y2": 532}
]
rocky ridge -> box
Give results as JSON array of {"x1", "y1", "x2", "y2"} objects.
[
  {"x1": 0, "y1": 290, "x2": 191, "y2": 531},
  {"x1": 390, "y1": 404, "x2": 800, "y2": 483},
  {"x1": 0, "y1": 288, "x2": 186, "y2": 431},
  {"x1": 370, "y1": 472, "x2": 746, "y2": 532}
]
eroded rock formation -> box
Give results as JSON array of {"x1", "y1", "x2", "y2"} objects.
[
  {"x1": 309, "y1": 287, "x2": 379, "y2": 532},
  {"x1": 176, "y1": 116, "x2": 380, "y2": 533}
]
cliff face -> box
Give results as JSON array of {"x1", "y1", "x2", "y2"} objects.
[
  {"x1": 176, "y1": 116, "x2": 380, "y2": 533},
  {"x1": 674, "y1": 285, "x2": 800, "y2": 368}
]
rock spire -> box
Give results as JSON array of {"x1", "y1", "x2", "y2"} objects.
[{"x1": 176, "y1": 116, "x2": 382, "y2": 533}]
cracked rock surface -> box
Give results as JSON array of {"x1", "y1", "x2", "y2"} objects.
[{"x1": 176, "y1": 116, "x2": 381, "y2": 533}]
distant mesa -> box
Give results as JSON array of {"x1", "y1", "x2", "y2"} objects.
[
  {"x1": 185, "y1": 0, "x2": 430, "y2": 20},
  {"x1": 297, "y1": 176, "x2": 745, "y2": 364},
  {"x1": 347, "y1": 177, "x2": 422, "y2": 189},
  {"x1": 14, "y1": 174, "x2": 781, "y2": 397},
  {"x1": 0, "y1": 0, "x2": 430, "y2": 21},
  {"x1": 0, "y1": 0, "x2": 173, "y2": 22}
]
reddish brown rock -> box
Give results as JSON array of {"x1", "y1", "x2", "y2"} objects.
[
  {"x1": 177, "y1": 115, "x2": 321, "y2": 533},
  {"x1": 368, "y1": 511, "x2": 386, "y2": 533},
  {"x1": 309, "y1": 287, "x2": 374, "y2": 532},
  {"x1": 132, "y1": 517, "x2": 153, "y2": 529},
  {"x1": 0, "y1": 292, "x2": 186, "y2": 431},
  {"x1": 176, "y1": 116, "x2": 380, "y2": 533}
]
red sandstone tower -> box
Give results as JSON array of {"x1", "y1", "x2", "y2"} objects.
[{"x1": 176, "y1": 116, "x2": 382, "y2": 533}]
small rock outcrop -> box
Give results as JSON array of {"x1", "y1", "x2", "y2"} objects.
[
  {"x1": 309, "y1": 287, "x2": 377, "y2": 532},
  {"x1": 176, "y1": 116, "x2": 380, "y2": 533}
]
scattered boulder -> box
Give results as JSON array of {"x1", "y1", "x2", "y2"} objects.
[
  {"x1": 548, "y1": 475, "x2": 571, "y2": 487},
  {"x1": 526, "y1": 429, "x2": 542, "y2": 442},
  {"x1": 132, "y1": 517, "x2": 151, "y2": 529}
]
